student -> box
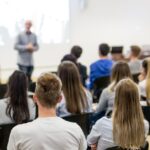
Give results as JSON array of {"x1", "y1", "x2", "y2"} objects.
[
  {"x1": 71, "y1": 45, "x2": 88, "y2": 86},
  {"x1": 128, "y1": 45, "x2": 141, "y2": 74},
  {"x1": 87, "y1": 78, "x2": 149, "y2": 150},
  {"x1": 7, "y1": 72, "x2": 87, "y2": 150},
  {"x1": 89, "y1": 43, "x2": 113, "y2": 89},
  {"x1": 57, "y1": 61, "x2": 92, "y2": 117},
  {"x1": 0, "y1": 70, "x2": 35, "y2": 125},
  {"x1": 139, "y1": 58, "x2": 150, "y2": 105},
  {"x1": 96, "y1": 61, "x2": 132, "y2": 115}
]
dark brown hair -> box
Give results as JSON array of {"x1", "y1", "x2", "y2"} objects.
[{"x1": 6, "y1": 70, "x2": 29, "y2": 124}]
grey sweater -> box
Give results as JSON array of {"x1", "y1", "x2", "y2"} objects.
[
  {"x1": 14, "y1": 31, "x2": 39, "y2": 66},
  {"x1": 96, "y1": 88, "x2": 115, "y2": 115}
]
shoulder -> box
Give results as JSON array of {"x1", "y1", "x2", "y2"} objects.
[
  {"x1": 90, "y1": 60, "x2": 100, "y2": 68},
  {"x1": 95, "y1": 116, "x2": 112, "y2": 127},
  {"x1": 139, "y1": 80, "x2": 146, "y2": 87}
]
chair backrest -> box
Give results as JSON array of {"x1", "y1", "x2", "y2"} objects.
[
  {"x1": 93, "y1": 76, "x2": 110, "y2": 102},
  {"x1": 0, "y1": 84, "x2": 7, "y2": 99},
  {"x1": 62, "y1": 112, "x2": 93, "y2": 137},
  {"x1": 142, "y1": 106, "x2": 150, "y2": 133},
  {"x1": 132, "y1": 73, "x2": 140, "y2": 83},
  {"x1": 28, "y1": 82, "x2": 36, "y2": 93},
  {"x1": 105, "y1": 141, "x2": 149, "y2": 150},
  {"x1": 0, "y1": 123, "x2": 16, "y2": 150}
]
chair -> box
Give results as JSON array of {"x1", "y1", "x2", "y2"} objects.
[
  {"x1": 28, "y1": 82, "x2": 36, "y2": 93},
  {"x1": 0, "y1": 84, "x2": 7, "y2": 99},
  {"x1": 0, "y1": 123, "x2": 16, "y2": 150},
  {"x1": 105, "y1": 141, "x2": 149, "y2": 150},
  {"x1": 62, "y1": 112, "x2": 93, "y2": 137},
  {"x1": 132, "y1": 73, "x2": 140, "y2": 83},
  {"x1": 142, "y1": 106, "x2": 150, "y2": 133},
  {"x1": 93, "y1": 76, "x2": 110, "y2": 103}
]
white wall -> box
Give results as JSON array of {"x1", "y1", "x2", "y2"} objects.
[{"x1": 1, "y1": 0, "x2": 150, "y2": 81}]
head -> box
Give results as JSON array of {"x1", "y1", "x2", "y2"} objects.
[
  {"x1": 142, "y1": 58, "x2": 150, "y2": 101},
  {"x1": 71, "y1": 45, "x2": 83, "y2": 59},
  {"x1": 34, "y1": 72, "x2": 62, "y2": 108},
  {"x1": 25, "y1": 20, "x2": 32, "y2": 32},
  {"x1": 111, "y1": 46, "x2": 124, "y2": 61},
  {"x1": 130, "y1": 45, "x2": 141, "y2": 58},
  {"x1": 6, "y1": 70, "x2": 29, "y2": 124},
  {"x1": 113, "y1": 78, "x2": 145, "y2": 148},
  {"x1": 99, "y1": 43, "x2": 110, "y2": 57},
  {"x1": 61, "y1": 54, "x2": 77, "y2": 64},
  {"x1": 110, "y1": 61, "x2": 132, "y2": 91},
  {"x1": 58, "y1": 61, "x2": 87, "y2": 113}
]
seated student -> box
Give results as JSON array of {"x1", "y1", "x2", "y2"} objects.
[
  {"x1": 0, "y1": 70, "x2": 35, "y2": 125},
  {"x1": 71, "y1": 45, "x2": 88, "y2": 86},
  {"x1": 111, "y1": 46, "x2": 125, "y2": 62},
  {"x1": 87, "y1": 78, "x2": 149, "y2": 150},
  {"x1": 7, "y1": 72, "x2": 87, "y2": 150},
  {"x1": 128, "y1": 45, "x2": 142, "y2": 74},
  {"x1": 57, "y1": 61, "x2": 92, "y2": 117},
  {"x1": 89, "y1": 43, "x2": 113, "y2": 89},
  {"x1": 96, "y1": 61, "x2": 132, "y2": 115},
  {"x1": 139, "y1": 58, "x2": 150, "y2": 105}
]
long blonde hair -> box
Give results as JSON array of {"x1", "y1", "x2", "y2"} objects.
[
  {"x1": 113, "y1": 78, "x2": 145, "y2": 149},
  {"x1": 109, "y1": 61, "x2": 132, "y2": 92},
  {"x1": 142, "y1": 58, "x2": 150, "y2": 105},
  {"x1": 58, "y1": 61, "x2": 87, "y2": 114}
]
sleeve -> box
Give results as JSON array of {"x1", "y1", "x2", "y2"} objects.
[
  {"x1": 96, "y1": 89, "x2": 108, "y2": 113},
  {"x1": 14, "y1": 34, "x2": 27, "y2": 52},
  {"x1": 87, "y1": 119, "x2": 102, "y2": 145},
  {"x1": 89, "y1": 64, "x2": 95, "y2": 89},
  {"x1": 144, "y1": 120, "x2": 149, "y2": 137},
  {"x1": 86, "y1": 89, "x2": 93, "y2": 112},
  {"x1": 7, "y1": 128, "x2": 18, "y2": 150},
  {"x1": 33, "y1": 34, "x2": 39, "y2": 51}
]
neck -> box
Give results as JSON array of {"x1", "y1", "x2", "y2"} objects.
[
  {"x1": 100, "y1": 55, "x2": 108, "y2": 59},
  {"x1": 38, "y1": 106, "x2": 56, "y2": 118},
  {"x1": 130, "y1": 56, "x2": 138, "y2": 61}
]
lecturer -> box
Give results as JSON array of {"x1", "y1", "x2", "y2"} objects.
[{"x1": 14, "y1": 20, "x2": 39, "y2": 82}]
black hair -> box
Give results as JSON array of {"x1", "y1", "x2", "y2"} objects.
[
  {"x1": 99, "y1": 43, "x2": 110, "y2": 56},
  {"x1": 6, "y1": 70, "x2": 30, "y2": 124},
  {"x1": 71, "y1": 45, "x2": 83, "y2": 59}
]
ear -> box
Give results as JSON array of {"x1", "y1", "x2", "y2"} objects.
[
  {"x1": 33, "y1": 94, "x2": 38, "y2": 103},
  {"x1": 57, "y1": 95, "x2": 62, "y2": 103}
]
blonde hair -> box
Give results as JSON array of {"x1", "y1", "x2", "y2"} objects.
[
  {"x1": 35, "y1": 72, "x2": 62, "y2": 108},
  {"x1": 143, "y1": 58, "x2": 150, "y2": 104},
  {"x1": 58, "y1": 61, "x2": 87, "y2": 114},
  {"x1": 112, "y1": 78, "x2": 145, "y2": 149},
  {"x1": 108, "y1": 61, "x2": 132, "y2": 92}
]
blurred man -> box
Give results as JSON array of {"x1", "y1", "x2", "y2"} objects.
[
  {"x1": 128, "y1": 45, "x2": 141, "y2": 74},
  {"x1": 71, "y1": 45, "x2": 88, "y2": 86},
  {"x1": 89, "y1": 43, "x2": 113, "y2": 89},
  {"x1": 14, "y1": 20, "x2": 39, "y2": 82},
  {"x1": 7, "y1": 72, "x2": 87, "y2": 150}
]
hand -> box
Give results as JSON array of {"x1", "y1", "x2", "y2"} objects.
[
  {"x1": 26, "y1": 43, "x2": 34, "y2": 52},
  {"x1": 90, "y1": 144, "x2": 97, "y2": 150}
]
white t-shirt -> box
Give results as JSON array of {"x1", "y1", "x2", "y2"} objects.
[
  {"x1": 139, "y1": 79, "x2": 146, "y2": 97},
  {"x1": 7, "y1": 117, "x2": 87, "y2": 150}
]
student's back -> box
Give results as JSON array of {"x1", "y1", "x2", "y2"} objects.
[{"x1": 8, "y1": 117, "x2": 86, "y2": 150}]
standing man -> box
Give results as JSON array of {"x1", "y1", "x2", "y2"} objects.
[{"x1": 14, "y1": 20, "x2": 39, "y2": 82}]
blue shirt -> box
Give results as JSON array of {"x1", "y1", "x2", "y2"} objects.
[{"x1": 89, "y1": 59, "x2": 113, "y2": 89}]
